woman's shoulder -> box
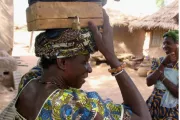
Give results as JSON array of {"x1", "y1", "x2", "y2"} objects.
[
  {"x1": 38, "y1": 88, "x2": 131, "y2": 120},
  {"x1": 18, "y1": 65, "x2": 42, "y2": 93},
  {"x1": 151, "y1": 57, "x2": 164, "y2": 64},
  {"x1": 49, "y1": 88, "x2": 102, "y2": 103},
  {"x1": 38, "y1": 88, "x2": 101, "y2": 119}
]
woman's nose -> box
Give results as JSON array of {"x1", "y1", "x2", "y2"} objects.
[
  {"x1": 162, "y1": 44, "x2": 167, "y2": 49},
  {"x1": 86, "y1": 63, "x2": 92, "y2": 73},
  {"x1": 162, "y1": 44, "x2": 165, "y2": 49}
]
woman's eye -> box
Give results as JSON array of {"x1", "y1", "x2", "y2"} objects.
[
  {"x1": 82, "y1": 61, "x2": 87, "y2": 64},
  {"x1": 84, "y1": 61, "x2": 89, "y2": 65}
]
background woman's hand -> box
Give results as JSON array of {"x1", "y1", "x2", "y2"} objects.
[
  {"x1": 88, "y1": 9, "x2": 115, "y2": 58},
  {"x1": 158, "y1": 72, "x2": 165, "y2": 81}
]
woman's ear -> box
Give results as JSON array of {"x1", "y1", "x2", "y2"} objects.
[{"x1": 56, "y1": 58, "x2": 66, "y2": 70}]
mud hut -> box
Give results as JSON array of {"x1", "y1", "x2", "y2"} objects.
[
  {"x1": 106, "y1": 8, "x2": 145, "y2": 57},
  {"x1": 0, "y1": 0, "x2": 14, "y2": 55},
  {"x1": 129, "y1": 0, "x2": 179, "y2": 58}
]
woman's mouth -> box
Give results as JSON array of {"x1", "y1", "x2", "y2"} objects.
[
  {"x1": 82, "y1": 74, "x2": 88, "y2": 79},
  {"x1": 81, "y1": 76, "x2": 88, "y2": 83},
  {"x1": 81, "y1": 77, "x2": 87, "y2": 82},
  {"x1": 164, "y1": 48, "x2": 170, "y2": 54}
]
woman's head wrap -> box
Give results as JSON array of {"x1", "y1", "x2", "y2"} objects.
[
  {"x1": 163, "y1": 30, "x2": 179, "y2": 43},
  {"x1": 35, "y1": 28, "x2": 97, "y2": 59}
]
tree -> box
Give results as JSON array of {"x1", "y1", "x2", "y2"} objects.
[{"x1": 156, "y1": 0, "x2": 165, "y2": 8}]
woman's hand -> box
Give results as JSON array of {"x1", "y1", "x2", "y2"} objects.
[
  {"x1": 88, "y1": 9, "x2": 120, "y2": 68},
  {"x1": 158, "y1": 72, "x2": 165, "y2": 82},
  {"x1": 162, "y1": 52, "x2": 177, "y2": 66},
  {"x1": 88, "y1": 9, "x2": 115, "y2": 58}
]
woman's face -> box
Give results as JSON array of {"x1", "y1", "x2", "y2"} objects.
[
  {"x1": 63, "y1": 54, "x2": 92, "y2": 88},
  {"x1": 162, "y1": 36, "x2": 178, "y2": 54}
]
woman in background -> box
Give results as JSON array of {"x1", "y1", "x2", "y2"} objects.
[{"x1": 146, "y1": 30, "x2": 179, "y2": 120}]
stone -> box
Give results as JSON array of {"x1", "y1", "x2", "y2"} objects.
[{"x1": 137, "y1": 67, "x2": 150, "y2": 77}]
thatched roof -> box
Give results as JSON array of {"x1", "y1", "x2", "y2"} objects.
[
  {"x1": 106, "y1": 8, "x2": 140, "y2": 28},
  {"x1": 129, "y1": 0, "x2": 179, "y2": 31}
]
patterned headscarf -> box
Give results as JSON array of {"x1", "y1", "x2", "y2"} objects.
[
  {"x1": 163, "y1": 30, "x2": 179, "y2": 42},
  {"x1": 35, "y1": 28, "x2": 97, "y2": 59}
]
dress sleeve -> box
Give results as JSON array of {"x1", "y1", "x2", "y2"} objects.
[
  {"x1": 40, "y1": 89, "x2": 132, "y2": 120},
  {"x1": 18, "y1": 65, "x2": 43, "y2": 93},
  {"x1": 147, "y1": 57, "x2": 164, "y2": 75},
  {"x1": 103, "y1": 99, "x2": 132, "y2": 120}
]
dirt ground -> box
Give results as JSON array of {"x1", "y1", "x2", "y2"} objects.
[{"x1": 0, "y1": 32, "x2": 154, "y2": 113}]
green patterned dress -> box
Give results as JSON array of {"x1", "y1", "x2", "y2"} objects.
[
  {"x1": 146, "y1": 57, "x2": 179, "y2": 120},
  {"x1": 15, "y1": 66, "x2": 132, "y2": 120}
]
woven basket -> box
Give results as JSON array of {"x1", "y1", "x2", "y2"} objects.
[
  {"x1": 137, "y1": 67, "x2": 149, "y2": 77},
  {"x1": 0, "y1": 99, "x2": 17, "y2": 120}
]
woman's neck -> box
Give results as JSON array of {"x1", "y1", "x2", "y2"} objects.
[
  {"x1": 41, "y1": 67, "x2": 69, "y2": 89},
  {"x1": 175, "y1": 50, "x2": 179, "y2": 59},
  {"x1": 173, "y1": 50, "x2": 179, "y2": 64}
]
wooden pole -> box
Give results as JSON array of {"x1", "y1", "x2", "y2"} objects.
[{"x1": 29, "y1": 31, "x2": 34, "y2": 53}]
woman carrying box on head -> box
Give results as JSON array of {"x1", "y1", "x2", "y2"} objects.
[{"x1": 14, "y1": 10, "x2": 151, "y2": 120}]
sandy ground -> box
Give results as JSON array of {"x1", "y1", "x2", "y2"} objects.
[{"x1": 0, "y1": 31, "x2": 154, "y2": 113}]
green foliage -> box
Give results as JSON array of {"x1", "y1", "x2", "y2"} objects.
[{"x1": 156, "y1": 0, "x2": 165, "y2": 8}]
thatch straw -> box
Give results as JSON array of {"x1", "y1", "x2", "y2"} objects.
[
  {"x1": 106, "y1": 8, "x2": 140, "y2": 28},
  {"x1": 129, "y1": 0, "x2": 179, "y2": 30}
]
